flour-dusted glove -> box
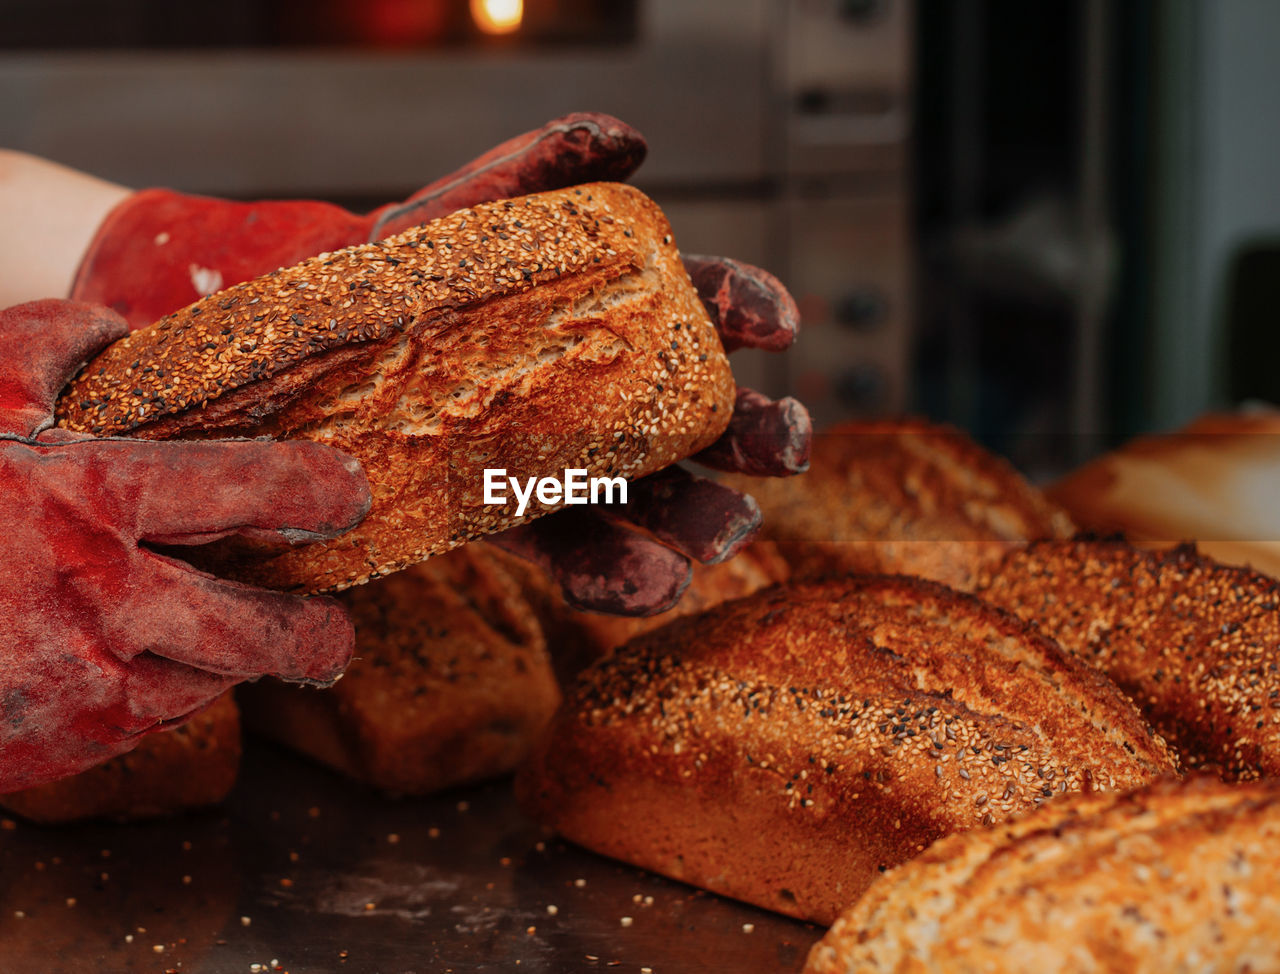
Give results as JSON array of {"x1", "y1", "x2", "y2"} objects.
[
  {"x1": 0, "y1": 300, "x2": 371, "y2": 791},
  {"x1": 69, "y1": 112, "x2": 810, "y2": 615}
]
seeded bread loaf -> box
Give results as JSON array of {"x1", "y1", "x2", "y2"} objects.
[
  {"x1": 722, "y1": 419, "x2": 1074, "y2": 589},
  {"x1": 238, "y1": 544, "x2": 557, "y2": 794},
  {"x1": 807, "y1": 776, "x2": 1280, "y2": 974},
  {"x1": 54, "y1": 183, "x2": 736, "y2": 594},
  {"x1": 976, "y1": 538, "x2": 1280, "y2": 781},
  {"x1": 0, "y1": 692, "x2": 240, "y2": 823},
  {"x1": 516, "y1": 577, "x2": 1176, "y2": 924}
]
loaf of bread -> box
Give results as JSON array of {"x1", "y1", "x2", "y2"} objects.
[
  {"x1": 492, "y1": 541, "x2": 790, "y2": 679},
  {"x1": 55, "y1": 183, "x2": 736, "y2": 594},
  {"x1": 0, "y1": 692, "x2": 240, "y2": 823},
  {"x1": 238, "y1": 544, "x2": 557, "y2": 794},
  {"x1": 807, "y1": 775, "x2": 1280, "y2": 974},
  {"x1": 976, "y1": 537, "x2": 1280, "y2": 781},
  {"x1": 722, "y1": 419, "x2": 1074, "y2": 589},
  {"x1": 517, "y1": 577, "x2": 1176, "y2": 924},
  {"x1": 1049, "y1": 409, "x2": 1280, "y2": 578}
]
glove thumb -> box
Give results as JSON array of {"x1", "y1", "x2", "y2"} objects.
[{"x1": 0, "y1": 299, "x2": 128, "y2": 436}]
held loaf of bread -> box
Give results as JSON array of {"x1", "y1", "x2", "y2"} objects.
[
  {"x1": 55, "y1": 183, "x2": 735, "y2": 594},
  {"x1": 0, "y1": 692, "x2": 240, "y2": 823},
  {"x1": 977, "y1": 538, "x2": 1280, "y2": 780},
  {"x1": 517, "y1": 577, "x2": 1177, "y2": 925},
  {"x1": 806, "y1": 776, "x2": 1280, "y2": 974},
  {"x1": 722, "y1": 419, "x2": 1073, "y2": 589},
  {"x1": 238, "y1": 544, "x2": 558, "y2": 794}
]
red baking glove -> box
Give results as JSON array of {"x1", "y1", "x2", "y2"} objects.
[
  {"x1": 0, "y1": 300, "x2": 371, "y2": 792},
  {"x1": 69, "y1": 112, "x2": 810, "y2": 615}
]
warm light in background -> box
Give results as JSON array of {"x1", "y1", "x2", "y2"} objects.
[{"x1": 471, "y1": 0, "x2": 523, "y2": 35}]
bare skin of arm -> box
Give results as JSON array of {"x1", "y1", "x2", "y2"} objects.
[{"x1": 0, "y1": 150, "x2": 129, "y2": 308}]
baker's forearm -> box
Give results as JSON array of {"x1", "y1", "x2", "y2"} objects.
[{"x1": 0, "y1": 150, "x2": 129, "y2": 307}]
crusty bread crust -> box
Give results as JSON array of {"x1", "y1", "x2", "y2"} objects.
[
  {"x1": 807, "y1": 776, "x2": 1280, "y2": 974},
  {"x1": 724, "y1": 419, "x2": 1074, "y2": 589},
  {"x1": 978, "y1": 538, "x2": 1280, "y2": 780},
  {"x1": 239, "y1": 544, "x2": 557, "y2": 795},
  {"x1": 0, "y1": 693, "x2": 240, "y2": 823},
  {"x1": 56, "y1": 183, "x2": 735, "y2": 594},
  {"x1": 517, "y1": 577, "x2": 1176, "y2": 924}
]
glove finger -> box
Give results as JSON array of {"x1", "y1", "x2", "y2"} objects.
[
  {"x1": 120, "y1": 654, "x2": 239, "y2": 730},
  {"x1": 371, "y1": 112, "x2": 648, "y2": 239},
  {"x1": 0, "y1": 300, "x2": 128, "y2": 436},
  {"x1": 125, "y1": 558, "x2": 355, "y2": 685},
  {"x1": 682, "y1": 254, "x2": 800, "y2": 353},
  {"x1": 610, "y1": 466, "x2": 761, "y2": 564},
  {"x1": 693, "y1": 388, "x2": 812, "y2": 476},
  {"x1": 489, "y1": 509, "x2": 692, "y2": 617},
  {"x1": 63, "y1": 438, "x2": 370, "y2": 546}
]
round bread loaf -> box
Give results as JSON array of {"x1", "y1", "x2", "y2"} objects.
[
  {"x1": 807, "y1": 776, "x2": 1280, "y2": 974},
  {"x1": 977, "y1": 537, "x2": 1280, "y2": 781},
  {"x1": 723, "y1": 419, "x2": 1074, "y2": 589},
  {"x1": 55, "y1": 183, "x2": 735, "y2": 594},
  {"x1": 517, "y1": 576, "x2": 1177, "y2": 924}
]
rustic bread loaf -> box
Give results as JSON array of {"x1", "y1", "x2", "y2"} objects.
[
  {"x1": 238, "y1": 544, "x2": 557, "y2": 794},
  {"x1": 806, "y1": 776, "x2": 1280, "y2": 974},
  {"x1": 516, "y1": 577, "x2": 1176, "y2": 924},
  {"x1": 1049, "y1": 409, "x2": 1280, "y2": 578},
  {"x1": 491, "y1": 541, "x2": 790, "y2": 679},
  {"x1": 976, "y1": 537, "x2": 1280, "y2": 781},
  {"x1": 0, "y1": 693, "x2": 240, "y2": 823},
  {"x1": 722, "y1": 419, "x2": 1073, "y2": 589},
  {"x1": 55, "y1": 183, "x2": 736, "y2": 594}
]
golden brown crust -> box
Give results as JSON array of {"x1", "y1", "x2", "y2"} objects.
[
  {"x1": 724, "y1": 419, "x2": 1074, "y2": 589},
  {"x1": 56, "y1": 183, "x2": 736, "y2": 594},
  {"x1": 807, "y1": 776, "x2": 1280, "y2": 974},
  {"x1": 516, "y1": 576, "x2": 1176, "y2": 925},
  {"x1": 238, "y1": 544, "x2": 558, "y2": 795},
  {"x1": 1049, "y1": 409, "x2": 1280, "y2": 578},
  {"x1": 977, "y1": 537, "x2": 1280, "y2": 780},
  {"x1": 0, "y1": 693, "x2": 240, "y2": 823}
]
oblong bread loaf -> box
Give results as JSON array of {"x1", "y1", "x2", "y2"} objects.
[
  {"x1": 722, "y1": 419, "x2": 1074, "y2": 589},
  {"x1": 516, "y1": 576, "x2": 1177, "y2": 924},
  {"x1": 56, "y1": 183, "x2": 735, "y2": 593},
  {"x1": 977, "y1": 537, "x2": 1280, "y2": 781},
  {"x1": 807, "y1": 776, "x2": 1280, "y2": 974}
]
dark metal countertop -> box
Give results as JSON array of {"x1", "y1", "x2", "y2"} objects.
[{"x1": 0, "y1": 742, "x2": 820, "y2": 974}]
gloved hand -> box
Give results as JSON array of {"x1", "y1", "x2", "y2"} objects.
[
  {"x1": 70, "y1": 112, "x2": 810, "y2": 615},
  {"x1": 0, "y1": 300, "x2": 371, "y2": 792}
]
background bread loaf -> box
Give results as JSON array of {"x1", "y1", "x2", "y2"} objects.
[
  {"x1": 723, "y1": 419, "x2": 1073, "y2": 589},
  {"x1": 977, "y1": 537, "x2": 1280, "y2": 780},
  {"x1": 517, "y1": 576, "x2": 1176, "y2": 924},
  {"x1": 1049, "y1": 409, "x2": 1280, "y2": 578},
  {"x1": 239, "y1": 544, "x2": 557, "y2": 794},
  {"x1": 55, "y1": 183, "x2": 735, "y2": 594},
  {"x1": 807, "y1": 776, "x2": 1280, "y2": 974}
]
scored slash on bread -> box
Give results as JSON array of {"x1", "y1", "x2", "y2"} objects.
[
  {"x1": 722, "y1": 419, "x2": 1075, "y2": 590},
  {"x1": 517, "y1": 576, "x2": 1177, "y2": 925},
  {"x1": 55, "y1": 182, "x2": 735, "y2": 594},
  {"x1": 977, "y1": 537, "x2": 1280, "y2": 781},
  {"x1": 806, "y1": 776, "x2": 1280, "y2": 974}
]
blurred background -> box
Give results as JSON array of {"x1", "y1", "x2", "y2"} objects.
[{"x1": 2, "y1": 0, "x2": 1278, "y2": 475}]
